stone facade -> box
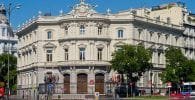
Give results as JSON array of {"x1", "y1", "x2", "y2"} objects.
[{"x1": 16, "y1": 1, "x2": 194, "y2": 98}]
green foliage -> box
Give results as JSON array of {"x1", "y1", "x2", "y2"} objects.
[
  {"x1": 0, "y1": 53, "x2": 17, "y2": 89},
  {"x1": 161, "y1": 47, "x2": 195, "y2": 84},
  {"x1": 110, "y1": 44, "x2": 152, "y2": 82}
]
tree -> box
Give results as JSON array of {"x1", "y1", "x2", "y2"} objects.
[
  {"x1": 161, "y1": 47, "x2": 195, "y2": 91},
  {"x1": 0, "y1": 53, "x2": 17, "y2": 90},
  {"x1": 110, "y1": 44, "x2": 152, "y2": 83}
]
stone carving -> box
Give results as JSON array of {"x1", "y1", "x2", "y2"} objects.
[{"x1": 69, "y1": 0, "x2": 97, "y2": 17}]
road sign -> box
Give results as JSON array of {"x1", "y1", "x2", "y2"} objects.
[
  {"x1": 89, "y1": 80, "x2": 94, "y2": 85},
  {"x1": 94, "y1": 92, "x2": 99, "y2": 97}
]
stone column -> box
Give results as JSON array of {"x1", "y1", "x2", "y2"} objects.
[
  {"x1": 70, "y1": 67, "x2": 77, "y2": 94},
  {"x1": 88, "y1": 67, "x2": 95, "y2": 94}
]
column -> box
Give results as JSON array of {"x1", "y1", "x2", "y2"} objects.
[
  {"x1": 88, "y1": 67, "x2": 95, "y2": 94},
  {"x1": 70, "y1": 68, "x2": 77, "y2": 94}
]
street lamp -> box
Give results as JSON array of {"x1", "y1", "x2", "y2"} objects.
[
  {"x1": 5, "y1": 2, "x2": 21, "y2": 100},
  {"x1": 150, "y1": 71, "x2": 153, "y2": 96}
]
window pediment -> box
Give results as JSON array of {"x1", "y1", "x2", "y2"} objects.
[
  {"x1": 63, "y1": 45, "x2": 69, "y2": 49},
  {"x1": 43, "y1": 42, "x2": 57, "y2": 48},
  {"x1": 78, "y1": 44, "x2": 87, "y2": 48},
  {"x1": 96, "y1": 44, "x2": 104, "y2": 48},
  {"x1": 114, "y1": 42, "x2": 125, "y2": 47}
]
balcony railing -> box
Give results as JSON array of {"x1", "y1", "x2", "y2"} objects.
[
  {"x1": 58, "y1": 34, "x2": 111, "y2": 41},
  {"x1": 3, "y1": 46, "x2": 17, "y2": 52},
  {"x1": 18, "y1": 60, "x2": 111, "y2": 71},
  {"x1": 133, "y1": 15, "x2": 184, "y2": 30}
]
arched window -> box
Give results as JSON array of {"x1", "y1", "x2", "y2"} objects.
[
  {"x1": 47, "y1": 31, "x2": 52, "y2": 39},
  {"x1": 64, "y1": 74, "x2": 70, "y2": 94}
]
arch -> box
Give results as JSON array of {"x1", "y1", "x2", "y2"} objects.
[
  {"x1": 64, "y1": 74, "x2": 70, "y2": 94},
  {"x1": 95, "y1": 73, "x2": 105, "y2": 94},
  {"x1": 77, "y1": 73, "x2": 88, "y2": 94}
]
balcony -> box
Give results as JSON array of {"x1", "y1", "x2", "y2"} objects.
[
  {"x1": 57, "y1": 60, "x2": 111, "y2": 66},
  {"x1": 18, "y1": 60, "x2": 111, "y2": 71},
  {"x1": 58, "y1": 34, "x2": 111, "y2": 42},
  {"x1": 3, "y1": 46, "x2": 17, "y2": 52},
  {"x1": 133, "y1": 15, "x2": 184, "y2": 30}
]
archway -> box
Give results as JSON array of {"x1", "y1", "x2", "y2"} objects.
[
  {"x1": 64, "y1": 74, "x2": 70, "y2": 94},
  {"x1": 77, "y1": 73, "x2": 88, "y2": 94},
  {"x1": 95, "y1": 73, "x2": 104, "y2": 94}
]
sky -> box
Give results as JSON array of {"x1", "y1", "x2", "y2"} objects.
[{"x1": 1, "y1": 0, "x2": 195, "y2": 28}]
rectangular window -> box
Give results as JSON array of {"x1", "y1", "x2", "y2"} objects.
[
  {"x1": 97, "y1": 48, "x2": 103, "y2": 61},
  {"x1": 65, "y1": 27, "x2": 68, "y2": 35},
  {"x1": 47, "y1": 31, "x2": 52, "y2": 39},
  {"x1": 80, "y1": 25, "x2": 85, "y2": 35},
  {"x1": 65, "y1": 49, "x2": 68, "y2": 61},
  {"x1": 46, "y1": 50, "x2": 53, "y2": 62},
  {"x1": 158, "y1": 52, "x2": 161, "y2": 64},
  {"x1": 79, "y1": 48, "x2": 85, "y2": 60},
  {"x1": 98, "y1": 27, "x2": 102, "y2": 35},
  {"x1": 2, "y1": 28, "x2": 6, "y2": 36},
  {"x1": 118, "y1": 30, "x2": 123, "y2": 38}
]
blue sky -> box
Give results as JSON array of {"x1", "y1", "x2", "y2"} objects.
[{"x1": 1, "y1": 0, "x2": 195, "y2": 28}]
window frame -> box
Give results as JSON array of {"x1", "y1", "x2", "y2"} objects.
[
  {"x1": 97, "y1": 48, "x2": 103, "y2": 61},
  {"x1": 46, "y1": 49, "x2": 53, "y2": 62},
  {"x1": 47, "y1": 31, "x2": 52, "y2": 39},
  {"x1": 64, "y1": 48, "x2": 69, "y2": 61},
  {"x1": 117, "y1": 30, "x2": 123, "y2": 38},
  {"x1": 79, "y1": 48, "x2": 85, "y2": 61},
  {"x1": 80, "y1": 25, "x2": 85, "y2": 35}
]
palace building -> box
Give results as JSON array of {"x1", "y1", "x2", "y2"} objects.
[{"x1": 16, "y1": 0, "x2": 195, "y2": 99}]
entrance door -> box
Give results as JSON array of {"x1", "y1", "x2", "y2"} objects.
[
  {"x1": 77, "y1": 73, "x2": 87, "y2": 94},
  {"x1": 64, "y1": 74, "x2": 70, "y2": 94},
  {"x1": 95, "y1": 73, "x2": 104, "y2": 94}
]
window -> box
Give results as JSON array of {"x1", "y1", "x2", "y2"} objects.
[
  {"x1": 65, "y1": 49, "x2": 68, "y2": 61},
  {"x1": 138, "y1": 29, "x2": 142, "y2": 39},
  {"x1": 118, "y1": 30, "x2": 123, "y2": 38},
  {"x1": 97, "y1": 48, "x2": 103, "y2": 61},
  {"x1": 80, "y1": 25, "x2": 85, "y2": 35},
  {"x1": 79, "y1": 48, "x2": 85, "y2": 60},
  {"x1": 2, "y1": 28, "x2": 6, "y2": 36},
  {"x1": 47, "y1": 31, "x2": 52, "y2": 39},
  {"x1": 65, "y1": 26, "x2": 68, "y2": 35},
  {"x1": 167, "y1": 17, "x2": 171, "y2": 24},
  {"x1": 150, "y1": 31, "x2": 153, "y2": 41},
  {"x1": 46, "y1": 49, "x2": 53, "y2": 62},
  {"x1": 158, "y1": 52, "x2": 161, "y2": 64},
  {"x1": 98, "y1": 26, "x2": 102, "y2": 35}
]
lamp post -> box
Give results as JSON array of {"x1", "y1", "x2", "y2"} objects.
[
  {"x1": 5, "y1": 2, "x2": 21, "y2": 100},
  {"x1": 150, "y1": 71, "x2": 153, "y2": 96}
]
